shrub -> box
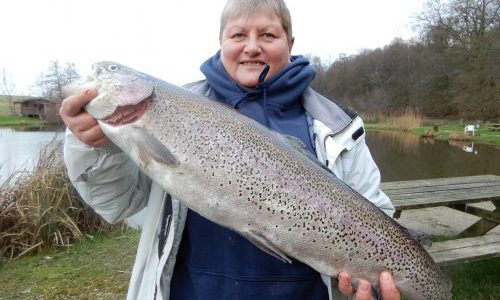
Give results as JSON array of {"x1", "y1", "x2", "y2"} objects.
[{"x1": 0, "y1": 139, "x2": 124, "y2": 261}]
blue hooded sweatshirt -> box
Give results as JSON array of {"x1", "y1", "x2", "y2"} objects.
[{"x1": 169, "y1": 51, "x2": 328, "y2": 300}]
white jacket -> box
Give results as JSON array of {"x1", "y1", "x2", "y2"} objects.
[{"x1": 63, "y1": 82, "x2": 394, "y2": 300}]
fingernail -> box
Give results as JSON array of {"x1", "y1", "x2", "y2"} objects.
[
  {"x1": 381, "y1": 271, "x2": 390, "y2": 281},
  {"x1": 361, "y1": 282, "x2": 370, "y2": 292}
]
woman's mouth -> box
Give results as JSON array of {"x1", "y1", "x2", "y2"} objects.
[{"x1": 241, "y1": 60, "x2": 266, "y2": 66}]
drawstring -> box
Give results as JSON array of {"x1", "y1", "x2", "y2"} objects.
[
  {"x1": 259, "y1": 65, "x2": 270, "y2": 127},
  {"x1": 230, "y1": 65, "x2": 271, "y2": 126}
]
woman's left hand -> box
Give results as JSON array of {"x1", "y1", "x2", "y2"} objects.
[{"x1": 338, "y1": 271, "x2": 400, "y2": 300}]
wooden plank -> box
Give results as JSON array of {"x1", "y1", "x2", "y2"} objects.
[
  {"x1": 449, "y1": 204, "x2": 500, "y2": 224},
  {"x1": 384, "y1": 181, "x2": 500, "y2": 196},
  {"x1": 389, "y1": 186, "x2": 500, "y2": 201},
  {"x1": 457, "y1": 200, "x2": 500, "y2": 237},
  {"x1": 428, "y1": 234, "x2": 500, "y2": 266},
  {"x1": 382, "y1": 175, "x2": 500, "y2": 190},
  {"x1": 391, "y1": 190, "x2": 500, "y2": 210}
]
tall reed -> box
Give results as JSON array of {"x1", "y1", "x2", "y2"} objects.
[
  {"x1": 0, "y1": 139, "x2": 123, "y2": 261},
  {"x1": 378, "y1": 107, "x2": 422, "y2": 131}
]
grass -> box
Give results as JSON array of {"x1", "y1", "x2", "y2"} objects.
[
  {"x1": 0, "y1": 229, "x2": 497, "y2": 299},
  {"x1": 0, "y1": 115, "x2": 44, "y2": 127},
  {"x1": 446, "y1": 257, "x2": 500, "y2": 299},
  {"x1": 0, "y1": 228, "x2": 139, "y2": 299},
  {"x1": 409, "y1": 122, "x2": 500, "y2": 146}
]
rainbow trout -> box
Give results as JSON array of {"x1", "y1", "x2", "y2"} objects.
[{"x1": 67, "y1": 62, "x2": 452, "y2": 300}]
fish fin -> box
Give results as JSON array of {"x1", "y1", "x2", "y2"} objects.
[
  {"x1": 283, "y1": 135, "x2": 334, "y2": 175},
  {"x1": 407, "y1": 228, "x2": 432, "y2": 247},
  {"x1": 245, "y1": 230, "x2": 292, "y2": 264},
  {"x1": 131, "y1": 128, "x2": 179, "y2": 167}
]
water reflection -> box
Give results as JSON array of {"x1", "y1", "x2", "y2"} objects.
[
  {"x1": 448, "y1": 140, "x2": 478, "y2": 154},
  {"x1": 0, "y1": 127, "x2": 64, "y2": 182},
  {"x1": 366, "y1": 130, "x2": 500, "y2": 182},
  {"x1": 367, "y1": 130, "x2": 421, "y2": 154}
]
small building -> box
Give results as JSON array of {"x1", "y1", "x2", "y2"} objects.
[{"x1": 13, "y1": 97, "x2": 62, "y2": 123}]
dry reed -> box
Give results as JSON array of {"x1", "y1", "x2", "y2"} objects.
[
  {"x1": 0, "y1": 138, "x2": 123, "y2": 261},
  {"x1": 379, "y1": 107, "x2": 423, "y2": 131}
]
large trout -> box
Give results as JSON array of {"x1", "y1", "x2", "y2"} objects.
[{"x1": 67, "y1": 62, "x2": 452, "y2": 300}]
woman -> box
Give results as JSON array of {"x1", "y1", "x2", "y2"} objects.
[{"x1": 60, "y1": 0, "x2": 401, "y2": 299}]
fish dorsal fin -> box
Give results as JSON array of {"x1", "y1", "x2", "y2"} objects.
[
  {"x1": 406, "y1": 228, "x2": 432, "y2": 247},
  {"x1": 283, "y1": 135, "x2": 334, "y2": 175},
  {"x1": 244, "y1": 230, "x2": 292, "y2": 264}
]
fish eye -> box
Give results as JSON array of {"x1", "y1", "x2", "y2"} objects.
[{"x1": 107, "y1": 65, "x2": 119, "y2": 72}]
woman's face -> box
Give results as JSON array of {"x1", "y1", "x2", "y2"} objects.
[{"x1": 220, "y1": 12, "x2": 294, "y2": 88}]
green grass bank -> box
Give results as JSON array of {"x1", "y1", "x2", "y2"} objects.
[
  {"x1": 0, "y1": 229, "x2": 139, "y2": 300},
  {"x1": 1, "y1": 229, "x2": 498, "y2": 299},
  {"x1": 365, "y1": 121, "x2": 500, "y2": 146}
]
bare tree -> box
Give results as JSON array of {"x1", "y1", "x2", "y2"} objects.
[
  {"x1": 35, "y1": 61, "x2": 80, "y2": 101},
  {"x1": 1, "y1": 68, "x2": 16, "y2": 115},
  {"x1": 417, "y1": 0, "x2": 500, "y2": 48}
]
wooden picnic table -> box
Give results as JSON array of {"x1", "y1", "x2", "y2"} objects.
[
  {"x1": 488, "y1": 123, "x2": 500, "y2": 131},
  {"x1": 381, "y1": 175, "x2": 500, "y2": 265}
]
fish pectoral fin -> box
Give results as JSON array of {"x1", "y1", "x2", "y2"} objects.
[
  {"x1": 245, "y1": 230, "x2": 292, "y2": 264},
  {"x1": 131, "y1": 128, "x2": 179, "y2": 167}
]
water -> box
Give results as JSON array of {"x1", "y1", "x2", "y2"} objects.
[
  {"x1": 366, "y1": 130, "x2": 500, "y2": 182},
  {"x1": 0, "y1": 126, "x2": 64, "y2": 183},
  {"x1": 1, "y1": 127, "x2": 499, "y2": 184}
]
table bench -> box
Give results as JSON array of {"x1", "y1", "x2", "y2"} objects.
[
  {"x1": 488, "y1": 124, "x2": 500, "y2": 131},
  {"x1": 382, "y1": 175, "x2": 500, "y2": 265}
]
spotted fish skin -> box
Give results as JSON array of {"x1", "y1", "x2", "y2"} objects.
[{"x1": 77, "y1": 62, "x2": 452, "y2": 300}]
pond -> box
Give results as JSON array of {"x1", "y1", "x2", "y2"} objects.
[
  {"x1": 1, "y1": 127, "x2": 499, "y2": 184},
  {"x1": 366, "y1": 130, "x2": 500, "y2": 182},
  {"x1": 0, "y1": 126, "x2": 64, "y2": 183}
]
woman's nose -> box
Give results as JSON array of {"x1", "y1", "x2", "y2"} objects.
[{"x1": 244, "y1": 35, "x2": 261, "y2": 55}]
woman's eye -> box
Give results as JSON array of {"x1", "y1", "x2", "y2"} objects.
[
  {"x1": 232, "y1": 33, "x2": 244, "y2": 39},
  {"x1": 263, "y1": 33, "x2": 276, "y2": 40}
]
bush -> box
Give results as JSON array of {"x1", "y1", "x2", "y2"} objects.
[{"x1": 0, "y1": 139, "x2": 124, "y2": 261}]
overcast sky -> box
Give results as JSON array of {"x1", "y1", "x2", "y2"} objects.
[{"x1": 0, "y1": 0, "x2": 426, "y2": 94}]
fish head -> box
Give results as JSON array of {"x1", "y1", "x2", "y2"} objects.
[{"x1": 65, "y1": 61, "x2": 154, "y2": 125}]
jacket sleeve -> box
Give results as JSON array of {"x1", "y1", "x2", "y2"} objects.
[
  {"x1": 63, "y1": 128, "x2": 151, "y2": 223},
  {"x1": 336, "y1": 138, "x2": 395, "y2": 217},
  {"x1": 314, "y1": 117, "x2": 395, "y2": 217}
]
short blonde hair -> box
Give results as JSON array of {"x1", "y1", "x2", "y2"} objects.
[{"x1": 219, "y1": 0, "x2": 293, "y2": 41}]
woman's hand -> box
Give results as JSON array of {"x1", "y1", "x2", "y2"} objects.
[
  {"x1": 338, "y1": 271, "x2": 400, "y2": 300},
  {"x1": 59, "y1": 89, "x2": 110, "y2": 148}
]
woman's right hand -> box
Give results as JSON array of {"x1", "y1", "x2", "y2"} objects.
[{"x1": 59, "y1": 89, "x2": 110, "y2": 148}]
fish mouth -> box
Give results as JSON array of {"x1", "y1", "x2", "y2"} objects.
[{"x1": 104, "y1": 97, "x2": 152, "y2": 126}]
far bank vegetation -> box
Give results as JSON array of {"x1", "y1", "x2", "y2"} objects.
[{"x1": 311, "y1": 0, "x2": 500, "y2": 121}]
